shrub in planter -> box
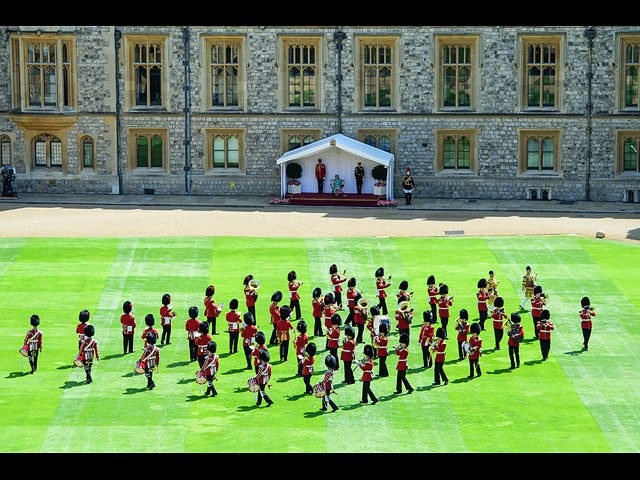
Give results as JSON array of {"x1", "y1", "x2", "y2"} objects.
[
  {"x1": 286, "y1": 162, "x2": 302, "y2": 183},
  {"x1": 371, "y1": 165, "x2": 387, "y2": 185}
]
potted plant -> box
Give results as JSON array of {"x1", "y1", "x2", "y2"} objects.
[
  {"x1": 371, "y1": 164, "x2": 387, "y2": 196},
  {"x1": 286, "y1": 162, "x2": 302, "y2": 194}
]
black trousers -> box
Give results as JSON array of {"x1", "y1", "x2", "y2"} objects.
[
  {"x1": 303, "y1": 374, "x2": 313, "y2": 394},
  {"x1": 289, "y1": 299, "x2": 301, "y2": 320},
  {"x1": 334, "y1": 292, "x2": 342, "y2": 308},
  {"x1": 378, "y1": 355, "x2": 388, "y2": 377},
  {"x1": 329, "y1": 348, "x2": 339, "y2": 368},
  {"x1": 188, "y1": 339, "x2": 197, "y2": 361},
  {"x1": 434, "y1": 361, "x2": 448, "y2": 385},
  {"x1": 430, "y1": 304, "x2": 437, "y2": 324},
  {"x1": 206, "y1": 374, "x2": 217, "y2": 395},
  {"x1": 123, "y1": 334, "x2": 134, "y2": 354},
  {"x1": 396, "y1": 369, "x2": 412, "y2": 392},
  {"x1": 243, "y1": 345, "x2": 253, "y2": 368},
  {"x1": 144, "y1": 366, "x2": 155, "y2": 388},
  {"x1": 198, "y1": 355, "x2": 205, "y2": 368},
  {"x1": 161, "y1": 325, "x2": 171, "y2": 344},
  {"x1": 248, "y1": 306, "x2": 256, "y2": 324},
  {"x1": 494, "y1": 328, "x2": 504, "y2": 349},
  {"x1": 229, "y1": 331, "x2": 239, "y2": 353},
  {"x1": 355, "y1": 323, "x2": 364, "y2": 343},
  {"x1": 469, "y1": 358, "x2": 481, "y2": 377},
  {"x1": 256, "y1": 383, "x2": 273, "y2": 406},
  {"x1": 207, "y1": 316, "x2": 218, "y2": 335},
  {"x1": 378, "y1": 296, "x2": 388, "y2": 315},
  {"x1": 533, "y1": 316, "x2": 540, "y2": 338},
  {"x1": 314, "y1": 317, "x2": 323, "y2": 336},
  {"x1": 82, "y1": 359, "x2": 93, "y2": 382},
  {"x1": 479, "y1": 310, "x2": 487, "y2": 330},
  {"x1": 346, "y1": 307, "x2": 355, "y2": 325},
  {"x1": 321, "y1": 391, "x2": 338, "y2": 411},
  {"x1": 343, "y1": 361, "x2": 354, "y2": 383},
  {"x1": 582, "y1": 328, "x2": 592, "y2": 349},
  {"x1": 28, "y1": 351, "x2": 39, "y2": 372},
  {"x1": 270, "y1": 324, "x2": 278, "y2": 344},
  {"x1": 509, "y1": 345, "x2": 520, "y2": 368},
  {"x1": 440, "y1": 317, "x2": 449, "y2": 338},
  {"x1": 279, "y1": 339, "x2": 289, "y2": 361},
  {"x1": 356, "y1": 180, "x2": 363, "y2": 195},
  {"x1": 362, "y1": 381, "x2": 377, "y2": 403},
  {"x1": 540, "y1": 338, "x2": 551, "y2": 359},
  {"x1": 317, "y1": 178, "x2": 324, "y2": 193},
  {"x1": 404, "y1": 192, "x2": 412, "y2": 205},
  {"x1": 458, "y1": 341, "x2": 467, "y2": 359},
  {"x1": 421, "y1": 345, "x2": 432, "y2": 368}
]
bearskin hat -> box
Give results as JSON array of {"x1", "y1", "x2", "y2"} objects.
[
  {"x1": 162, "y1": 294, "x2": 171, "y2": 306},
  {"x1": 399, "y1": 332, "x2": 410, "y2": 345},
  {"x1": 422, "y1": 310, "x2": 432, "y2": 324},
  {"x1": 397, "y1": 295, "x2": 408, "y2": 305},
  {"x1": 511, "y1": 312, "x2": 521, "y2": 324},
  {"x1": 526, "y1": 266, "x2": 531, "y2": 271},
  {"x1": 325, "y1": 354, "x2": 337, "y2": 369},
  {"x1": 305, "y1": 342, "x2": 317, "y2": 357},
  {"x1": 30, "y1": 314, "x2": 40, "y2": 327},
  {"x1": 296, "y1": 320, "x2": 307, "y2": 334},
  {"x1": 324, "y1": 292, "x2": 335, "y2": 305},
  {"x1": 540, "y1": 309, "x2": 551, "y2": 321},
  {"x1": 494, "y1": 297, "x2": 504, "y2": 308},
  {"x1": 313, "y1": 287, "x2": 322, "y2": 298},
  {"x1": 427, "y1": 275, "x2": 435, "y2": 285},
  {"x1": 244, "y1": 274, "x2": 253, "y2": 286},
  {"x1": 123, "y1": 301, "x2": 133, "y2": 314},
  {"x1": 259, "y1": 348, "x2": 270, "y2": 363},
  {"x1": 84, "y1": 324, "x2": 95, "y2": 337},
  {"x1": 207, "y1": 341, "x2": 217, "y2": 353},
  {"x1": 375, "y1": 267, "x2": 384, "y2": 278},
  {"x1": 435, "y1": 327, "x2": 445, "y2": 340},
  {"x1": 459, "y1": 309, "x2": 468, "y2": 320},
  {"x1": 581, "y1": 296, "x2": 591, "y2": 309},
  {"x1": 271, "y1": 291, "x2": 283, "y2": 303},
  {"x1": 229, "y1": 299, "x2": 239, "y2": 310},
  {"x1": 348, "y1": 277, "x2": 356, "y2": 288},
  {"x1": 379, "y1": 322, "x2": 388, "y2": 335},
  {"x1": 205, "y1": 285, "x2": 215, "y2": 297},
  {"x1": 188, "y1": 306, "x2": 199, "y2": 319},
  {"x1": 344, "y1": 325, "x2": 355, "y2": 338},
  {"x1": 534, "y1": 285, "x2": 543, "y2": 295},
  {"x1": 145, "y1": 314, "x2": 155, "y2": 327},
  {"x1": 363, "y1": 344, "x2": 374, "y2": 358},
  {"x1": 331, "y1": 313, "x2": 342, "y2": 326},
  {"x1": 439, "y1": 284, "x2": 449, "y2": 295},
  {"x1": 399, "y1": 280, "x2": 409, "y2": 291},
  {"x1": 369, "y1": 305, "x2": 380, "y2": 317},
  {"x1": 329, "y1": 264, "x2": 338, "y2": 275},
  {"x1": 470, "y1": 322, "x2": 481, "y2": 335},
  {"x1": 489, "y1": 270, "x2": 494, "y2": 275},
  {"x1": 146, "y1": 331, "x2": 157, "y2": 345},
  {"x1": 243, "y1": 311, "x2": 255, "y2": 326},
  {"x1": 196, "y1": 320, "x2": 208, "y2": 335},
  {"x1": 79, "y1": 310, "x2": 90, "y2": 323},
  {"x1": 288, "y1": 270, "x2": 297, "y2": 282},
  {"x1": 255, "y1": 331, "x2": 266, "y2": 346},
  {"x1": 279, "y1": 305, "x2": 291, "y2": 321},
  {"x1": 477, "y1": 278, "x2": 487, "y2": 289}
]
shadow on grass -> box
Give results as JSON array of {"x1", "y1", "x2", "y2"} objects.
[
  {"x1": 166, "y1": 361, "x2": 192, "y2": 369},
  {"x1": 563, "y1": 348, "x2": 588, "y2": 357},
  {"x1": 6, "y1": 371, "x2": 31, "y2": 378},
  {"x1": 123, "y1": 387, "x2": 149, "y2": 395}
]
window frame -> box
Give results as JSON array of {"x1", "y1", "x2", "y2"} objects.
[
  {"x1": 355, "y1": 35, "x2": 399, "y2": 111},
  {"x1": 32, "y1": 133, "x2": 63, "y2": 169},
  {"x1": 617, "y1": 131, "x2": 640, "y2": 175},
  {"x1": 203, "y1": 35, "x2": 245, "y2": 110},
  {"x1": 204, "y1": 129, "x2": 245, "y2": 173},
  {"x1": 281, "y1": 129, "x2": 322, "y2": 154},
  {"x1": 519, "y1": 34, "x2": 564, "y2": 112},
  {"x1": 278, "y1": 35, "x2": 323, "y2": 112},
  {"x1": 434, "y1": 129, "x2": 478, "y2": 174},
  {"x1": 434, "y1": 34, "x2": 480, "y2": 111},
  {"x1": 518, "y1": 130, "x2": 561, "y2": 175},
  {"x1": 0, "y1": 135, "x2": 12, "y2": 166},
  {"x1": 617, "y1": 34, "x2": 640, "y2": 112},
  {"x1": 127, "y1": 128, "x2": 168, "y2": 172},
  {"x1": 79, "y1": 135, "x2": 96, "y2": 171},
  {"x1": 123, "y1": 34, "x2": 169, "y2": 111}
]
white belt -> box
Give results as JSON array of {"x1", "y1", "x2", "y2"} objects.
[{"x1": 229, "y1": 322, "x2": 238, "y2": 330}]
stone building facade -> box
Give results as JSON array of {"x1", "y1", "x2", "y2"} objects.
[{"x1": 1, "y1": 25, "x2": 639, "y2": 202}]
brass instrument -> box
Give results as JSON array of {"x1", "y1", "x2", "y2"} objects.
[
  {"x1": 429, "y1": 338, "x2": 442, "y2": 352},
  {"x1": 248, "y1": 279, "x2": 261, "y2": 290},
  {"x1": 357, "y1": 297, "x2": 370, "y2": 309},
  {"x1": 398, "y1": 301, "x2": 413, "y2": 323},
  {"x1": 352, "y1": 356, "x2": 368, "y2": 372}
]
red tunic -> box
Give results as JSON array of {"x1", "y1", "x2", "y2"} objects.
[
  {"x1": 331, "y1": 275, "x2": 345, "y2": 293},
  {"x1": 324, "y1": 305, "x2": 336, "y2": 329},
  {"x1": 419, "y1": 324, "x2": 434, "y2": 347},
  {"x1": 315, "y1": 162, "x2": 326, "y2": 179},
  {"x1": 204, "y1": 296, "x2": 221, "y2": 318},
  {"x1": 141, "y1": 327, "x2": 159, "y2": 347},
  {"x1": 256, "y1": 362, "x2": 272, "y2": 385},
  {"x1": 195, "y1": 333, "x2": 212, "y2": 356},
  {"x1": 530, "y1": 296, "x2": 546, "y2": 318},
  {"x1": 428, "y1": 285, "x2": 438, "y2": 305},
  {"x1": 456, "y1": 321, "x2": 469, "y2": 342},
  {"x1": 242, "y1": 324, "x2": 258, "y2": 347},
  {"x1": 491, "y1": 309, "x2": 507, "y2": 329},
  {"x1": 374, "y1": 334, "x2": 388, "y2": 357},
  {"x1": 244, "y1": 286, "x2": 257, "y2": 307},
  {"x1": 79, "y1": 337, "x2": 99, "y2": 362},
  {"x1": 395, "y1": 310, "x2": 412, "y2": 330},
  {"x1": 276, "y1": 319, "x2": 294, "y2": 341},
  {"x1": 185, "y1": 318, "x2": 200, "y2": 340},
  {"x1": 354, "y1": 309, "x2": 366, "y2": 325},
  {"x1": 120, "y1": 314, "x2": 136, "y2": 334},
  {"x1": 76, "y1": 323, "x2": 89, "y2": 343},
  {"x1": 202, "y1": 353, "x2": 219, "y2": 376},
  {"x1": 437, "y1": 296, "x2": 452, "y2": 318},
  {"x1": 159, "y1": 306, "x2": 174, "y2": 326},
  {"x1": 580, "y1": 309, "x2": 595, "y2": 329},
  {"x1": 319, "y1": 369, "x2": 334, "y2": 390},
  {"x1": 139, "y1": 345, "x2": 159, "y2": 369},
  {"x1": 302, "y1": 355, "x2": 315, "y2": 375},
  {"x1": 432, "y1": 340, "x2": 446, "y2": 363},
  {"x1": 289, "y1": 281, "x2": 301, "y2": 301},
  {"x1": 340, "y1": 338, "x2": 355, "y2": 362},
  {"x1": 23, "y1": 328, "x2": 43, "y2": 352},
  {"x1": 359, "y1": 358, "x2": 374, "y2": 382},
  {"x1": 252, "y1": 345, "x2": 267, "y2": 367},
  {"x1": 327, "y1": 327, "x2": 340, "y2": 349},
  {"x1": 476, "y1": 291, "x2": 488, "y2": 312},
  {"x1": 226, "y1": 311, "x2": 242, "y2": 332},
  {"x1": 536, "y1": 321, "x2": 554, "y2": 340},
  {"x1": 294, "y1": 333, "x2": 308, "y2": 355},
  {"x1": 468, "y1": 335, "x2": 482, "y2": 359},
  {"x1": 508, "y1": 324, "x2": 524, "y2": 346},
  {"x1": 395, "y1": 346, "x2": 409, "y2": 370},
  {"x1": 269, "y1": 303, "x2": 281, "y2": 325},
  {"x1": 346, "y1": 288, "x2": 357, "y2": 308},
  {"x1": 376, "y1": 278, "x2": 390, "y2": 298},
  {"x1": 312, "y1": 298, "x2": 324, "y2": 317}
]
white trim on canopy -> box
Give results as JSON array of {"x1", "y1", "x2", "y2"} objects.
[{"x1": 276, "y1": 133, "x2": 395, "y2": 200}]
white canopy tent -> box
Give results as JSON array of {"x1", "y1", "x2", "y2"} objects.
[{"x1": 276, "y1": 133, "x2": 395, "y2": 200}]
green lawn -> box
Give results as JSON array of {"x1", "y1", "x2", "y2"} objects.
[{"x1": 1, "y1": 235, "x2": 639, "y2": 453}]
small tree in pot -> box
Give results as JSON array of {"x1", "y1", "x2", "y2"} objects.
[
  {"x1": 371, "y1": 164, "x2": 387, "y2": 195},
  {"x1": 286, "y1": 162, "x2": 303, "y2": 194}
]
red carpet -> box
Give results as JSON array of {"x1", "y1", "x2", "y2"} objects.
[{"x1": 286, "y1": 192, "x2": 383, "y2": 207}]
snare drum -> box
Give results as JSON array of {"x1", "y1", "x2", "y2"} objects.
[
  {"x1": 134, "y1": 360, "x2": 146, "y2": 374},
  {"x1": 313, "y1": 382, "x2": 326, "y2": 398},
  {"x1": 73, "y1": 354, "x2": 84, "y2": 368},
  {"x1": 247, "y1": 376, "x2": 260, "y2": 393},
  {"x1": 195, "y1": 369, "x2": 207, "y2": 385},
  {"x1": 19, "y1": 346, "x2": 29, "y2": 357},
  {"x1": 462, "y1": 341, "x2": 472, "y2": 356}
]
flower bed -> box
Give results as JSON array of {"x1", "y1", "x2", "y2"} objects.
[
  {"x1": 270, "y1": 198, "x2": 291, "y2": 205},
  {"x1": 377, "y1": 200, "x2": 397, "y2": 207}
]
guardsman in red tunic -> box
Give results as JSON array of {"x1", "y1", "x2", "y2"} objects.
[
  {"x1": 468, "y1": 322, "x2": 483, "y2": 378},
  {"x1": 76, "y1": 310, "x2": 91, "y2": 352},
  {"x1": 301, "y1": 342, "x2": 316, "y2": 394},
  {"x1": 160, "y1": 294, "x2": 176, "y2": 345},
  {"x1": 202, "y1": 341, "x2": 219, "y2": 397},
  {"x1": 241, "y1": 312, "x2": 258, "y2": 370},
  {"x1": 456, "y1": 309, "x2": 470, "y2": 360},
  {"x1": 375, "y1": 267, "x2": 392, "y2": 315},
  {"x1": 340, "y1": 326, "x2": 356, "y2": 384},
  {"x1": 323, "y1": 293, "x2": 337, "y2": 348},
  {"x1": 120, "y1": 301, "x2": 136, "y2": 354},
  {"x1": 194, "y1": 321, "x2": 212, "y2": 368},
  {"x1": 374, "y1": 321, "x2": 389, "y2": 377},
  {"x1": 357, "y1": 344, "x2": 378, "y2": 404},
  {"x1": 269, "y1": 291, "x2": 282, "y2": 345},
  {"x1": 491, "y1": 297, "x2": 507, "y2": 350},
  {"x1": 276, "y1": 305, "x2": 296, "y2": 362},
  {"x1": 427, "y1": 275, "x2": 439, "y2": 326},
  {"x1": 312, "y1": 287, "x2": 324, "y2": 337},
  {"x1": 536, "y1": 309, "x2": 555, "y2": 361},
  {"x1": 142, "y1": 314, "x2": 159, "y2": 349},
  {"x1": 243, "y1": 275, "x2": 259, "y2": 324},
  {"x1": 294, "y1": 320, "x2": 309, "y2": 376},
  {"x1": 140, "y1": 332, "x2": 160, "y2": 390},
  {"x1": 255, "y1": 349, "x2": 274, "y2": 407},
  {"x1": 530, "y1": 285, "x2": 548, "y2": 339},
  {"x1": 327, "y1": 314, "x2": 342, "y2": 368},
  {"x1": 288, "y1": 271, "x2": 303, "y2": 320},
  {"x1": 430, "y1": 328, "x2": 448, "y2": 386},
  {"x1": 394, "y1": 333, "x2": 413, "y2": 394},
  {"x1": 78, "y1": 324, "x2": 99, "y2": 384},
  {"x1": 315, "y1": 158, "x2": 326, "y2": 193},
  {"x1": 204, "y1": 285, "x2": 223, "y2": 335},
  {"x1": 329, "y1": 264, "x2": 346, "y2": 309},
  {"x1": 352, "y1": 293, "x2": 367, "y2": 344},
  {"x1": 22, "y1": 315, "x2": 43, "y2": 374},
  {"x1": 319, "y1": 355, "x2": 339, "y2": 412},
  {"x1": 508, "y1": 313, "x2": 524, "y2": 369},
  {"x1": 476, "y1": 279, "x2": 489, "y2": 331},
  {"x1": 226, "y1": 299, "x2": 241, "y2": 354},
  {"x1": 185, "y1": 306, "x2": 201, "y2": 362},
  {"x1": 345, "y1": 277, "x2": 360, "y2": 326},
  {"x1": 419, "y1": 310, "x2": 435, "y2": 368},
  {"x1": 580, "y1": 296, "x2": 596, "y2": 351},
  {"x1": 251, "y1": 331, "x2": 268, "y2": 374},
  {"x1": 395, "y1": 295, "x2": 413, "y2": 340},
  {"x1": 436, "y1": 284, "x2": 453, "y2": 339}
]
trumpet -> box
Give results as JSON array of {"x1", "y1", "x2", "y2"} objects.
[
  {"x1": 352, "y1": 356, "x2": 368, "y2": 372},
  {"x1": 429, "y1": 338, "x2": 441, "y2": 352}
]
